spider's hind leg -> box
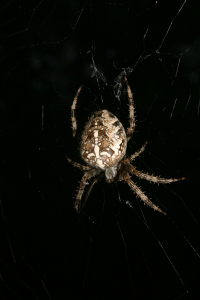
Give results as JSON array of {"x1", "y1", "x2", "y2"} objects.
[
  {"x1": 124, "y1": 76, "x2": 136, "y2": 142},
  {"x1": 71, "y1": 86, "x2": 82, "y2": 137}
]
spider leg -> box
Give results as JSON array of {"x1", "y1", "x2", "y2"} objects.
[
  {"x1": 81, "y1": 172, "x2": 105, "y2": 211},
  {"x1": 129, "y1": 166, "x2": 186, "y2": 184},
  {"x1": 75, "y1": 168, "x2": 102, "y2": 213},
  {"x1": 71, "y1": 86, "x2": 82, "y2": 137},
  {"x1": 124, "y1": 76, "x2": 136, "y2": 142},
  {"x1": 65, "y1": 155, "x2": 91, "y2": 171},
  {"x1": 129, "y1": 141, "x2": 148, "y2": 162},
  {"x1": 124, "y1": 177, "x2": 167, "y2": 215}
]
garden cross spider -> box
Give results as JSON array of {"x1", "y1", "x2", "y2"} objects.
[{"x1": 66, "y1": 76, "x2": 185, "y2": 215}]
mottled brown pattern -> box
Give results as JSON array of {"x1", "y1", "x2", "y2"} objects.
[
  {"x1": 80, "y1": 109, "x2": 127, "y2": 169},
  {"x1": 84, "y1": 140, "x2": 94, "y2": 152},
  {"x1": 101, "y1": 139, "x2": 110, "y2": 148},
  {"x1": 102, "y1": 147, "x2": 115, "y2": 157},
  {"x1": 66, "y1": 76, "x2": 185, "y2": 214}
]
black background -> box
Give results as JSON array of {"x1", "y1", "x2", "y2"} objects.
[{"x1": 1, "y1": 0, "x2": 200, "y2": 299}]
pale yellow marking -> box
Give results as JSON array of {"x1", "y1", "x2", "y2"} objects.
[
  {"x1": 101, "y1": 151, "x2": 111, "y2": 157},
  {"x1": 87, "y1": 153, "x2": 95, "y2": 159}
]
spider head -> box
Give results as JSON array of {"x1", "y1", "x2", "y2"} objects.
[{"x1": 105, "y1": 164, "x2": 118, "y2": 182}]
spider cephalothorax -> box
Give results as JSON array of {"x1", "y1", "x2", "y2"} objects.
[{"x1": 66, "y1": 76, "x2": 185, "y2": 214}]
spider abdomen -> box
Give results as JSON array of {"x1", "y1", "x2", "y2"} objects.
[{"x1": 80, "y1": 110, "x2": 127, "y2": 170}]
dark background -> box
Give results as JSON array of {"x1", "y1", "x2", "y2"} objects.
[{"x1": 1, "y1": 0, "x2": 200, "y2": 299}]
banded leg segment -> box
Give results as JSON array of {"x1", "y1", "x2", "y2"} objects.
[
  {"x1": 81, "y1": 172, "x2": 105, "y2": 211},
  {"x1": 124, "y1": 76, "x2": 136, "y2": 142},
  {"x1": 75, "y1": 168, "x2": 102, "y2": 212},
  {"x1": 129, "y1": 165, "x2": 186, "y2": 184},
  {"x1": 129, "y1": 141, "x2": 148, "y2": 162},
  {"x1": 125, "y1": 177, "x2": 167, "y2": 215},
  {"x1": 71, "y1": 86, "x2": 82, "y2": 137},
  {"x1": 65, "y1": 155, "x2": 91, "y2": 171}
]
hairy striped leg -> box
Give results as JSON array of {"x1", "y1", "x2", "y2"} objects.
[
  {"x1": 75, "y1": 168, "x2": 102, "y2": 212},
  {"x1": 129, "y1": 141, "x2": 148, "y2": 162},
  {"x1": 80, "y1": 172, "x2": 105, "y2": 211},
  {"x1": 71, "y1": 86, "x2": 82, "y2": 137},
  {"x1": 65, "y1": 155, "x2": 91, "y2": 171},
  {"x1": 124, "y1": 176, "x2": 167, "y2": 215},
  {"x1": 129, "y1": 165, "x2": 186, "y2": 184},
  {"x1": 124, "y1": 76, "x2": 136, "y2": 142}
]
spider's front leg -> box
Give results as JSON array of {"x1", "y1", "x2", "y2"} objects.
[
  {"x1": 129, "y1": 166, "x2": 186, "y2": 184},
  {"x1": 117, "y1": 163, "x2": 167, "y2": 214},
  {"x1": 125, "y1": 177, "x2": 167, "y2": 215},
  {"x1": 75, "y1": 168, "x2": 102, "y2": 213}
]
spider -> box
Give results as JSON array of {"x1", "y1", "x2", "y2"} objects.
[{"x1": 66, "y1": 76, "x2": 185, "y2": 215}]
